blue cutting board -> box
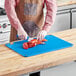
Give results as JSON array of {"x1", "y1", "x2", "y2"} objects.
[{"x1": 5, "y1": 35, "x2": 73, "y2": 57}]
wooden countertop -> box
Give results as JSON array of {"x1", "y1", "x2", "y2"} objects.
[
  {"x1": 0, "y1": 28, "x2": 76, "y2": 76},
  {"x1": 57, "y1": 0, "x2": 76, "y2": 6}
]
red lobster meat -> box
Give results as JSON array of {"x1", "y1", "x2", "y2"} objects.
[{"x1": 23, "y1": 39, "x2": 47, "y2": 49}]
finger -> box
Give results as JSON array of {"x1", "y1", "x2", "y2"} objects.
[
  {"x1": 41, "y1": 35, "x2": 44, "y2": 40},
  {"x1": 19, "y1": 35, "x2": 25, "y2": 40},
  {"x1": 19, "y1": 36, "x2": 24, "y2": 40},
  {"x1": 18, "y1": 35, "x2": 22, "y2": 39},
  {"x1": 41, "y1": 34, "x2": 46, "y2": 40},
  {"x1": 39, "y1": 34, "x2": 42, "y2": 41},
  {"x1": 40, "y1": 32, "x2": 43, "y2": 40},
  {"x1": 37, "y1": 33, "x2": 40, "y2": 40},
  {"x1": 37, "y1": 35, "x2": 39, "y2": 40},
  {"x1": 22, "y1": 35, "x2": 25, "y2": 40},
  {"x1": 41, "y1": 34, "x2": 44, "y2": 40},
  {"x1": 24, "y1": 34, "x2": 28, "y2": 40},
  {"x1": 38, "y1": 33, "x2": 42, "y2": 40},
  {"x1": 24, "y1": 36, "x2": 27, "y2": 40}
]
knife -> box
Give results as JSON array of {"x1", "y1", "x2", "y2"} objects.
[
  {"x1": 16, "y1": 35, "x2": 35, "y2": 41},
  {"x1": 10, "y1": 35, "x2": 29, "y2": 45}
]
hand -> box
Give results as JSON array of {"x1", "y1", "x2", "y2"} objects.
[
  {"x1": 17, "y1": 26, "x2": 28, "y2": 40},
  {"x1": 28, "y1": 37, "x2": 34, "y2": 41},
  {"x1": 37, "y1": 30, "x2": 47, "y2": 40}
]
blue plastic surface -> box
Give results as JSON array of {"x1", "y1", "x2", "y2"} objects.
[{"x1": 5, "y1": 35, "x2": 73, "y2": 57}]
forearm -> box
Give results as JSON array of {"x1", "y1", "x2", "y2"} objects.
[
  {"x1": 5, "y1": 0, "x2": 21, "y2": 30},
  {"x1": 42, "y1": 0, "x2": 57, "y2": 32}
]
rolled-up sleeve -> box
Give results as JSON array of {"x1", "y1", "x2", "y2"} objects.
[
  {"x1": 5, "y1": 0, "x2": 21, "y2": 30},
  {"x1": 42, "y1": 0, "x2": 57, "y2": 32}
]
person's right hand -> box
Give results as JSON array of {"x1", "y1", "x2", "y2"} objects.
[{"x1": 17, "y1": 26, "x2": 28, "y2": 40}]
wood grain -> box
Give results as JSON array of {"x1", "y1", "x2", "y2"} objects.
[
  {"x1": 57, "y1": 0, "x2": 76, "y2": 6},
  {"x1": 0, "y1": 28, "x2": 76, "y2": 76}
]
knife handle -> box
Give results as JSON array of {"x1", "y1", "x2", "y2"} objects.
[{"x1": 16, "y1": 35, "x2": 21, "y2": 40}]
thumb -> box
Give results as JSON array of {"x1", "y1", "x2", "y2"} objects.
[{"x1": 23, "y1": 31, "x2": 28, "y2": 40}]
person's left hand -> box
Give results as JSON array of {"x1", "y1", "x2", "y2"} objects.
[{"x1": 37, "y1": 30, "x2": 47, "y2": 40}]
